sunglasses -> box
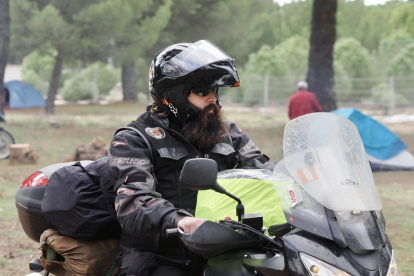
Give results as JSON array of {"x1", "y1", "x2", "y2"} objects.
[{"x1": 191, "y1": 87, "x2": 218, "y2": 97}]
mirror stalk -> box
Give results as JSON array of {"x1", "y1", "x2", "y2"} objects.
[{"x1": 215, "y1": 184, "x2": 245, "y2": 221}]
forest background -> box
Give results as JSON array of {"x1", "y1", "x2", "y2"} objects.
[{"x1": 6, "y1": 0, "x2": 414, "y2": 113}]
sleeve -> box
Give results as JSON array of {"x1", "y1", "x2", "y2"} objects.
[
  {"x1": 227, "y1": 122, "x2": 276, "y2": 171},
  {"x1": 288, "y1": 98, "x2": 293, "y2": 119},
  {"x1": 312, "y1": 95, "x2": 323, "y2": 112},
  {"x1": 108, "y1": 130, "x2": 191, "y2": 237}
]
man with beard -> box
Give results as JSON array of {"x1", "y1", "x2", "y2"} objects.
[{"x1": 108, "y1": 40, "x2": 275, "y2": 276}]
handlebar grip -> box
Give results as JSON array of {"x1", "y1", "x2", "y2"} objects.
[{"x1": 166, "y1": 228, "x2": 179, "y2": 237}]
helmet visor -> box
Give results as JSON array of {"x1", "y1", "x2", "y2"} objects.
[{"x1": 161, "y1": 40, "x2": 233, "y2": 77}]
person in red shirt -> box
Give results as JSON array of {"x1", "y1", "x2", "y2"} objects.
[{"x1": 288, "y1": 81, "x2": 322, "y2": 120}]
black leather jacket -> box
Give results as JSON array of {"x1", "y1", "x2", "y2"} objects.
[{"x1": 108, "y1": 108, "x2": 275, "y2": 251}]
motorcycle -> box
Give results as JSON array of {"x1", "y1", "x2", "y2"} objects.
[
  {"x1": 0, "y1": 125, "x2": 15, "y2": 159},
  {"x1": 0, "y1": 110, "x2": 15, "y2": 159},
  {"x1": 168, "y1": 112, "x2": 398, "y2": 275},
  {"x1": 17, "y1": 113, "x2": 398, "y2": 275}
]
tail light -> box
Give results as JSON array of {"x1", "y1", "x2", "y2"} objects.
[{"x1": 20, "y1": 171, "x2": 48, "y2": 188}]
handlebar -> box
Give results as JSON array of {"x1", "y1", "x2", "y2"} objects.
[{"x1": 166, "y1": 228, "x2": 179, "y2": 237}]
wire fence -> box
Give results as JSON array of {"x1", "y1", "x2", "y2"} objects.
[{"x1": 221, "y1": 75, "x2": 414, "y2": 115}]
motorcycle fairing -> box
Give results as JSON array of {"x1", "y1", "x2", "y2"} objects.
[
  {"x1": 281, "y1": 229, "x2": 393, "y2": 276},
  {"x1": 204, "y1": 249, "x2": 271, "y2": 276}
]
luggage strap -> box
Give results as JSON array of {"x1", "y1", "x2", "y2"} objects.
[{"x1": 105, "y1": 251, "x2": 122, "y2": 276}]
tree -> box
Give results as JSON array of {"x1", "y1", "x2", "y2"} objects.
[
  {"x1": 334, "y1": 37, "x2": 371, "y2": 78},
  {"x1": 30, "y1": 3, "x2": 83, "y2": 114},
  {"x1": 10, "y1": 1, "x2": 103, "y2": 114},
  {"x1": 0, "y1": 0, "x2": 9, "y2": 116},
  {"x1": 388, "y1": 44, "x2": 414, "y2": 76},
  {"x1": 76, "y1": 0, "x2": 172, "y2": 101},
  {"x1": 377, "y1": 30, "x2": 414, "y2": 76},
  {"x1": 306, "y1": 0, "x2": 338, "y2": 111},
  {"x1": 389, "y1": 2, "x2": 414, "y2": 37},
  {"x1": 244, "y1": 35, "x2": 309, "y2": 77},
  {"x1": 21, "y1": 51, "x2": 55, "y2": 95}
]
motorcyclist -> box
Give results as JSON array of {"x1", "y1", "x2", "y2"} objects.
[{"x1": 108, "y1": 40, "x2": 275, "y2": 276}]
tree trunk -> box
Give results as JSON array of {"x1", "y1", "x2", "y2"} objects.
[
  {"x1": 45, "y1": 49, "x2": 64, "y2": 114},
  {"x1": 306, "y1": 0, "x2": 338, "y2": 111},
  {"x1": 0, "y1": 0, "x2": 10, "y2": 116},
  {"x1": 122, "y1": 62, "x2": 138, "y2": 101}
]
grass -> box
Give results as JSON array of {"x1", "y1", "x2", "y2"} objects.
[{"x1": 0, "y1": 103, "x2": 413, "y2": 275}]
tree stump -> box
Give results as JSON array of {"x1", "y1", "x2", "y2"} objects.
[
  {"x1": 75, "y1": 137, "x2": 108, "y2": 161},
  {"x1": 64, "y1": 137, "x2": 108, "y2": 162},
  {"x1": 9, "y1": 144, "x2": 39, "y2": 165}
]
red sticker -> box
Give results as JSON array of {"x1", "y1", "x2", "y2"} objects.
[
  {"x1": 112, "y1": 141, "x2": 128, "y2": 147},
  {"x1": 289, "y1": 216, "x2": 296, "y2": 222},
  {"x1": 289, "y1": 190, "x2": 297, "y2": 204},
  {"x1": 117, "y1": 188, "x2": 134, "y2": 196}
]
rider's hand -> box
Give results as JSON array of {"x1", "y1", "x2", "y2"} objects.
[{"x1": 177, "y1": 217, "x2": 207, "y2": 234}]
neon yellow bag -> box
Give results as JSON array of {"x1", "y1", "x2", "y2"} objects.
[{"x1": 195, "y1": 169, "x2": 286, "y2": 228}]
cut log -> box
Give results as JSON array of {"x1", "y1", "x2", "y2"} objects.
[
  {"x1": 75, "y1": 137, "x2": 108, "y2": 161},
  {"x1": 9, "y1": 144, "x2": 39, "y2": 165}
]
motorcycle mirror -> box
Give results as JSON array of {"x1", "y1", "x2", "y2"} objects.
[{"x1": 180, "y1": 158, "x2": 220, "y2": 191}]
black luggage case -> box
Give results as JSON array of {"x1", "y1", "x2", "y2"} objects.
[{"x1": 15, "y1": 161, "x2": 94, "y2": 242}]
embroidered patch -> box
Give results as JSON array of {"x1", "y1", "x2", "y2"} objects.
[
  {"x1": 117, "y1": 188, "x2": 134, "y2": 196},
  {"x1": 113, "y1": 157, "x2": 150, "y2": 165},
  {"x1": 241, "y1": 140, "x2": 255, "y2": 152},
  {"x1": 112, "y1": 141, "x2": 128, "y2": 147},
  {"x1": 145, "y1": 127, "x2": 166, "y2": 139}
]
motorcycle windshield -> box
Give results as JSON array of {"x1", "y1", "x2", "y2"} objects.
[
  {"x1": 283, "y1": 113, "x2": 382, "y2": 211},
  {"x1": 161, "y1": 40, "x2": 234, "y2": 77},
  {"x1": 273, "y1": 161, "x2": 385, "y2": 250},
  {"x1": 273, "y1": 113, "x2": 385, "y2": 250}
]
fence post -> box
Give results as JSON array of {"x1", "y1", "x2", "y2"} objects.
[
  {"x1": 264, "y1": 74, "x2": 269, "y2": 108},
  {"x1": 389, "y1": 76, "x2": 395, "y2": 116},
  {"x1": 92, "y1": 65, "x2": 99, "y2": 104}
]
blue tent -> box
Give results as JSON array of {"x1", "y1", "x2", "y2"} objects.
[
  {"x1": 332, "y1": 108, "x2": 406, "y2": 160},
  {"x1": 4, "y1": 80, "x2": 46, "y2": 109}
]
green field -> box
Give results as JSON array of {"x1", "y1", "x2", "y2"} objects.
[{"x1": 0, "y1": 103, "x2": 413, "y2": 275}]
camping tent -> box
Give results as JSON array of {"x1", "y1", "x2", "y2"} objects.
[
  {"x1": 4, "y1": 80, "x2": 45, "y2": 109},
  {"x1": 332, "y1": 108, "x2": 414, "y2": 171}
]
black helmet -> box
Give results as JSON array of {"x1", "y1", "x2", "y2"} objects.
[{"x1": 149, "y1": 40, "x2": 240, "y2": 123}]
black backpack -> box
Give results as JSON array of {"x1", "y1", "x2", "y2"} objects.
[{"x1": 41, "y1": 159, "x2": 122, "y2": 240}]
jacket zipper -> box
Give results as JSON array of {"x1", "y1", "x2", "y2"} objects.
[
  {"x1": 169, "y1": 128, "x2": 201, "y2": 157},
  {"x1": 169, "y1": 128, "x2": 201, "y2": 210}
]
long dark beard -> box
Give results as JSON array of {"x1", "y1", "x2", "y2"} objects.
[{"x1": 182, "y1": 104, "x2": 227, "y2": 151}]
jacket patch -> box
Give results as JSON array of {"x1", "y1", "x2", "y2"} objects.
[
  {"x1": 117, "y1": 188, "x2": 134, "y2": 196},
  {"x1": 112, "y1": 141, "x2": 128, "y2": 147},
  {"x1": 145, "y1": 127, "x2": 166, "y2": 139},
  {"x1": 113, "y1": 157, "x2": 150, "y2": 165},
  {"x1": 241, "y1": 140, "x2": 255, "y2": 152}
]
